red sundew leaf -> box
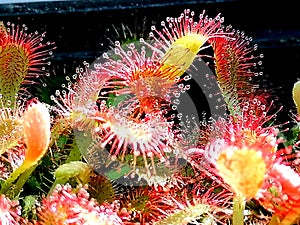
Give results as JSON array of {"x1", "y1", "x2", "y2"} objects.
[
  {"x1": 119, "y1": 185, "x2": 178, "y2": 223},
  {"x1": 203, "y1": 101, "x2": 279, "y2": 163},
  {"x1": 93, "y1": 98, "x2": 176, "y2": 176},
  {"x1": 210, "y1": 28, "x2": 264, "y2": 116},
  {"x1": 0, "y1": 22, "x2": 8, "y2": 46},
  {"x1": 257, "y1": 163, "x2": 300, "y2": 225},
  {"x1": 37, "y1": 184, "x2": 123, "y2": 225},
  {"x1": 0, "y1": 21, "x2": 55, "y2": 106},
  {"x1": 0, "y1": 194, "x2": 25, "y2": 225},
  {"x1": 93, "y1": 41, "x2": 180, "y2": 114}
]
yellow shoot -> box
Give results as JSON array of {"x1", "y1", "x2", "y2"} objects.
[{"x1": 22, "y1": 101, "x2": 51, "y2": 169}]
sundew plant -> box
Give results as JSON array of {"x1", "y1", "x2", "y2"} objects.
[{"x1": 1, "y1": 8, "x2": 300, "y2": 225}]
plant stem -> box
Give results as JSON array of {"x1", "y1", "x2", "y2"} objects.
[
  {"x1": 8, "y1": 164, "x2": 37, "y2": 199},
  {"x1": 0, "y1": 164, "x2": 27, "y2": 199},
  {"x1": 0, "y1": 163, "x2": 38, "y2": 199},
  {"x1": 48, "y1": 177, "x2": 69, "y2": 195},
  {"x1": 233, "y1": 194, "x2": 246, "y2": 225}
]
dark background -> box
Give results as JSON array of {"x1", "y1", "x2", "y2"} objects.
[{"x1": 0, "y1": 0, "x2": 299, "y2": 123}]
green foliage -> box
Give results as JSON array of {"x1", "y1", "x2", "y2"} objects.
[{"x1": 21, "y1": 195, "x2": 38, "y2": 220}]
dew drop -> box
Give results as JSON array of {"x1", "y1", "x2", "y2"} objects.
[
  {"x1": 115, "y1": 48, "x2": 120, "y2": 55},
  {"x1": 184, "y1": 85, "x2": 190, "y2": 90},
  {"x1": 173, "y1": 99, "x2": 180, "y2": 105},
  {"x1": 103, "y1": 53, "x2": 109, "y2": 59},
  {"x1": 243, "y1": 106, "x2": 249, "y2": 111},
  {"x1": 174, "y1": 76, "x2": 180, "y2": 82},
  {"x1": 127, "y1": 51, "x2": 132, "y2": 57},
  {"x1": 55, "y1": 90, "x2": 60, "y2": 96},
  {"x1": 178, "y1": 83, "x2": 184, "y2": 89},
  {"x1": 183, "y1": 74, "x2": 192, "y2": 81},
  {"x1": 174, "y1": 93, "x2": 180, "y2": 98}
]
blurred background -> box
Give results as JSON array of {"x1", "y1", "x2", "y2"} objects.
[{"x1": 0, "y1": 0, "x2": 299, "y2": 123}]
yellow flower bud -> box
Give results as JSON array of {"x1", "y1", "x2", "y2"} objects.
[
  {"x1": 22, "y1": 100, "x2": 51, "y2": 169},
  {"x1": 292, "y1": 80, "x2": 300, "y2": 117}
]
